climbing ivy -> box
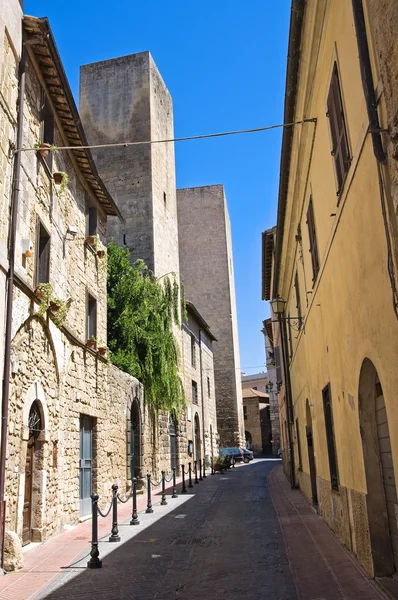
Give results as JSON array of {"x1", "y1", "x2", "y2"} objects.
[{"x1": 107, "y1": 241, "x2": 185, "y2": 413}]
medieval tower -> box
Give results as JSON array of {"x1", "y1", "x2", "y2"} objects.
[
  {"x1": 79, "y1": 52, "x2": 180, "y2": 281},
  {"x1": 177, "y1": 185, "x2": 245, "y2": 447}
]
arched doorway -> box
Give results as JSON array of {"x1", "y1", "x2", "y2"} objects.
[
  {"x1": 306, "y1": 400, "x2": 318, "y2": 506},
  {"x1": 23, "y1": 401, "x2": 43, "y2": 546},
  {"x1": 194, "y1": 413, "x2": 201, "y2": 461},
  {"x1": 169, "y1": 419, "x2": 177, "y2": 471},
  {"x1": 359, "y1": 359, "x2": 397, "y2": 576},
  {"x1": 130, "y1": 399, "x2": 141, "y2": 480},
  {"x1": 245, "y1": 431, "x2": 252, "y2": 449}
]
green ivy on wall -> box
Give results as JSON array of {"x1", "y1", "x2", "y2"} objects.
[{"x1": 107, "y1": 241, "x2": 185, "y2": 413}]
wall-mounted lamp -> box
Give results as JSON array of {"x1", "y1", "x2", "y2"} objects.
[{"x1": 67, "y1": 224, "x2": 77, "y2": 237}]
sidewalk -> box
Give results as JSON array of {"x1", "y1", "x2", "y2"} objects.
[
  {"x1": 269, "y1": 465, "x2": 389, "y2": 600},
  {"x1": 0, "y1": 474, "x2": 186, "y2": 600}
]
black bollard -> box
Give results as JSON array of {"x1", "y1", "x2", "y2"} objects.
[
  {"x1": 203, "y1": 458, "x2": 207, "y2": 478},
  {"x1": 188, "y1": 462, "x2": 193, "y2": 488},
  {"x1": 146, "y1": 472, "x2": 154, "y2": 513},
  {"x1": 199, "y1": 459, "x2": 203, "y2": 481},
  {"x1": 172, "y1": 467, "x2": 178, "y2": 498},
  {"x1": 181, "y1": 465, "x2": 187, "y2": 493},
  {"x1": 161, "y1": 470, "x2": 167, "y2": 506},
  {"x1": 87, "y1": 493, "x2": 102, "y2": 569},
  {"x1": 211, "y1": 456, "x2": 214, "y2": 475},
  {"x1": 194, "y1": 460, "x2": 199, "y2": 484},
  {"x1": 130, "y1": 477, "x2": 140, "y2": 525},
  {"x1": 109, "y1": 484, "x2": 121, "y2": 542}
]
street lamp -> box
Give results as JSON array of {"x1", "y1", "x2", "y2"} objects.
[{"x1": 270, "y1": 296, "x2": 287, "y2": 315}]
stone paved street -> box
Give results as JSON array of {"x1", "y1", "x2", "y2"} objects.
[{"x1": 0, "y1": 460, "x2": 390, "y2": 600}]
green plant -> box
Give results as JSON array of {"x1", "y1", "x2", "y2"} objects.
[
  {"x1": 107, "y1": 241, "x2": 185, "y2": 413},
  {"x1": 34, "y1": 139, "x2": 58, "y2": 153},
  {"x1": 54, "y1": 171, "x2": 69, "y2": 195},
  {"x1": 36, "y1": 283, "x2": 53, "y2": 317},
  {"x1": 49, "y1": 296, "x2": 69, "y2": 328}
]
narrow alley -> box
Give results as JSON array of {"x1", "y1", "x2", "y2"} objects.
[{"x1": 0, "y1": 460, "x2": 386, "y2": 600}]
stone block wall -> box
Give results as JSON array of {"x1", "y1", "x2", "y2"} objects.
[
  {"x1": 177, "y1": 185, "x2": 244, "y2": 447},
  {"x1": 243, "y1": 397, "x2": 262, "y2": 453}
]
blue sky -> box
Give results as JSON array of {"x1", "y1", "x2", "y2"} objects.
[{"x1": 25, "y1": 1, "x2": 290, "y2": 374}]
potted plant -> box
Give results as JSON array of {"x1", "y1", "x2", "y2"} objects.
[
  {"x1": 34, "y1": 140, "x2": 58, "y2": 157},
  {"x1": 35, "y1": 283, "x2": 53, "y2": 316},
  {"x1": 86, "y1": 233, "x2": 98, "y2": 248},
  {"x1": 86, "y1": 336, "x2": 96, "y2": 350},
  {"x1": 97, "y1": 340, "x2": 108, "y2": 357},
  {"x1": 53, "y1": 171, "x2": 69, "y2": 195},
  {"x1": 97, "y1": 248, "x2": 106, "y2": 259}
]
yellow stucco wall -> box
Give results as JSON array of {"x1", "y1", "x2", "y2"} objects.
[{"x1": 274, "y1": 0, "x2": 398, "y2": 575}]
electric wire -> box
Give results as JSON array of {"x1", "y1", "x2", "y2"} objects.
[{"x1": 16, "y1": 118, "x2": 316, "y2": 154}]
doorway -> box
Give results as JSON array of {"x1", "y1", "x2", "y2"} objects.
[
  {"x1": 359, "y1": 359, "x2": 397, "y2": 576},
  {"x1": 22, "y1": 401, "x2": 42, "y2": 546},
  {"x1": 306, "y1": 400, "x2": 318, "y2": 506},
  {"x1": 130, "y1": 400, "x2": 141, "y2": 480},
  {"x1": 194, "y1": 413, "x2": 201, "y2": 461},
  {"x1": 169, "y1": 419, "x2": 177, "y2": 471},
  {"x1": 79, "y1": 416, "x2": 93, "y2": 518}
]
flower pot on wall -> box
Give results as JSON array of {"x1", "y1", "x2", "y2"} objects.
[
  {"x1": 98, "y1": 346, "x2": 107, "y2": 357},
  {"x1": 38, "y1": 143, "x2": 51, "y2": 157},
  {"x1": 97, "y1": 250, "x2": 106, "y2": 259},
  {"x1": 49, "y1": 301, "x2": 60, "y2": 313},
  {"x1": 53, "y1": 172, "x2": 63, "y2": 185},
  {"x1": 86, "y1": 235, "x2": 95, "y2": 246},
  {"x1": 86, "y1": 339, "x2": 96, "y2": 350}
]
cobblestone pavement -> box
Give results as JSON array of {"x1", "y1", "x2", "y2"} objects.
[{"x1": 35, "y1": 460, "x2": 296, "y2": 600}]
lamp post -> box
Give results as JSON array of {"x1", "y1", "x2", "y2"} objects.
[{"x1": 270, "y1": 296, "x2": 296, "y2": 489}]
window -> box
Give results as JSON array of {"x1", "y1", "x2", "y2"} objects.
[
  {"x1": 275, "y1": 346, "x2": 282, "y2": 385},
  {"x1": 295, "y1": 419, "x2": 302, "y2": 470},
  {"x1": 86, "y1": 193, "x2": 98, "y2": 236},
  {"x1": 36, "y1": 221, "x2": 50, "y2": 285},
  {"x1": 243, "y1": 406, "x2": 248, "y2": 420},
  {"x1": 327, "y1": 62, "x2": 351, "y2": 198},
  {"x1": 191, "y1": 334, "x2": 196, "y2": 368},
  {"x1": 306, "y1": 197, "x2": 320, "y2": 283},
  {"x1": 163, "y1": 191, "x2": 167, "y2": 210},
  {"x1": 294, "y1": 272, "x2": 302, "y2": 329},
  {"x1": 207, "y1": 376, "x2": 211, "y2": 397},
  {"x1": 87, "y1": 294, "x2": 97, "y2": 342},
  {"x1": 322, "y1": 384, "x2": 339, "y2": 490},
  {"x1": 192, "y1": 381, "x2": 198, "y2": 405},
  {"x1": 40, "y1": 89, "x2": 54, "y2": 169},
  {"x1": 252, "y1": 386, "x2": 257, "y2": 390}
]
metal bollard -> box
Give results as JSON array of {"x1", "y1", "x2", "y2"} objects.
[
  {"x1": 109, "y1": 484, "x2": 121, "y2": 542},
  {"x1": 161, "y1": 470, "x2": 167, "y2": 506},
  {"x1": 181, "y1": 465, "x2": 187, "y2": 493},
  {"x1": 87, "y1": 493, "x2": 102, "y2": 569},
  {"x1": 211, "y1": 456, "x2": 214, "y2": 475},
  {"x1": 172, "y1": 467, "x2": 178, "y2": 498},
  {"x1": 203, "y1": 458, "x2": 207, "y2": 478},
  {"x1": 130, "y1": 477, "x2": 140, "y2": 525},
  {"x1": 146, "y1": 472, "x2": 154, "y2": 513},
  {"x1": 188, "y1": 462, "x2": 193, "y2": 488},
  {"x1": 194, "y1": 460, "x2": 199, "y2": 484},
  {"x1": 199, "y1": 459, "x2": 203, "y2": 481}
]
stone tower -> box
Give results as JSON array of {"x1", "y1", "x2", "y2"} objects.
[
  {"x1": 79, "y1": 52, "x2": 179, "y2": 281},
  {"x1": 177, "y1": 185, "x2": 245, "y2": 447}
]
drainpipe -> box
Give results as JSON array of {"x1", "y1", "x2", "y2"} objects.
[
  {"x1": 278, "y1": 314, "x2": 296, "y2": 489},
  {"x1": 0, "y1": 40, "x2": 27, "y2": 569},
  {"x1": 352, "y1": 0, "x2": 386, "y2": 163},
  {"x1": 198, "y1": 330, "x2": 206, "y2": 464}
]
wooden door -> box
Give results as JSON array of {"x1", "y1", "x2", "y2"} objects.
[{"x1": 22, "y1": 434, "x2": 34, "y2": 545}]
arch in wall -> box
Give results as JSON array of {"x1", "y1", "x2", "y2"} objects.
[
  {"x1": 358, "y1": 358, "x2": 398, "y2": 576},
  {"x1": 194, "y1": 413, "x2": 201, "y2": 461},
  {"x1": 305, "y1": 399, "x2": 318, "y2": 506},
  {"x1": 129, "y1": 397, "x2": 142, "y2": 480},
  {"x1": 21, "y1": 386, "x2": 48, "y2": 546},
  {"x1": 245, "y1": 430, "x2": 253, "y2": 449}
]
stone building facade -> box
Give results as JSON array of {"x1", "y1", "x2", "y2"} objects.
[
  {"x1": 182, "y1": 301, "x2": 218, "y2": 464},
  {"x1": 0, "y1": 13, "x2": 167, "y2": 567},
  {"x1": 177, "y1": 185, "x2": 245, "y2": 448},
  {"x1": 261, "y1": 318, "x2": 281, "y2": 455},
  {"x1": 263, "y1": 0, "x2": 398, "y2": 580},
  {"x1": 241, "y1": 388, "x2": 270, "y2": 454}
]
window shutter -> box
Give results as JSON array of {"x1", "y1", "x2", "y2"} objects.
[
  {"x1": 275, "y1": 345, "x2": 282, "y2": 384},
  {"x1": 306, "y1": 197, "x2": 320, "y2": 283},
  {"x1": 327, "y1": 63, "x2": 350, "y2": 196}
]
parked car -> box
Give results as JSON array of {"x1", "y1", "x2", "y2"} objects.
[
  {"x1": 242, "y1": 448, "x2": 254, "y2": 463},
  {"x1": 219, "y1": 447, "x2": 244, "y2": 463}
]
